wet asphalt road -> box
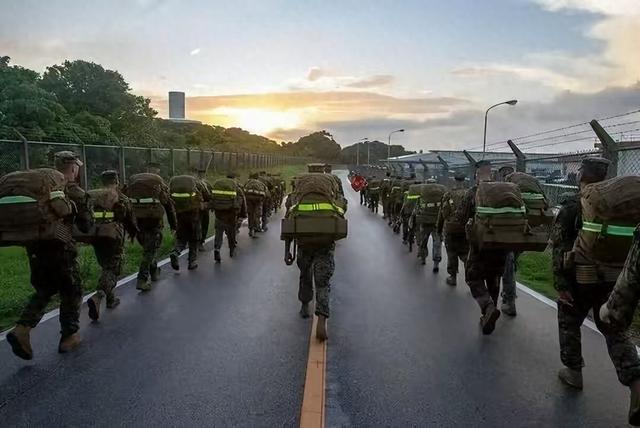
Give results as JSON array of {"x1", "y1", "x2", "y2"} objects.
[{"x1": 0, "y1": 171, "x2": 634, "y2": 427}]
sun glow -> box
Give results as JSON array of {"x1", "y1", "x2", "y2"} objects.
[{"x1": 212, "y1": 107, "x2": 302, "y2": 136}]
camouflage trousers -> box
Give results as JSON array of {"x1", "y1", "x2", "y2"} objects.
[
  {"x1": 246, "y1": 199, "x2": 263, "y2": 233},
  {"x1": 200, "y1": 209, "x2": 210, "y2": 245},
  {"x1": 172, "y1": 211, "x2": 201, "y2": 264},
  {"x1": 444, "y1": 233, "x2": 468, "y2": 276},
  {"x1": 368, "y1": 195, "x2": 379, "y2": 213},
  {"x1": 381, "y1": 197, "x2": 389, "y2": 218},
  {"x1": 297, "y1": 244, "x2": 335, "y2": 318},
  {"x1": 558, "y1": 283, "x2": 640, "y2": 386},
  {"x1": 502, "y1": 252, "x2": 518, "y2": 302},
  {"x1": 19, "y1": 241, "x2": 82, "y2": 337},
  {"x1": 417, "y1": 224, "x2": 442, "y2": 263},
  {"x1": 93, "y1": 237, "x2": 124, "y2": 304},
  {"x1": 261, "y1": 198, "x2": 270, "y2": 230},
  {"x1": 137, "y1": 224, "x2": 163, "y2": 282},
  {"x1": 465, "y1": 246, "x2": 507, "y2": 313},
  {"x1": 214, "y1": 214, "x2": 237, "y2": 251}
]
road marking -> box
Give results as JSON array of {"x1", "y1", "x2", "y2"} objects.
[
  {"x1": 300, "y1": 315, "x2": 326, "y2": 428},
  {"x1": 0, "y1": 236, "x2": 215, "y2": 341}
]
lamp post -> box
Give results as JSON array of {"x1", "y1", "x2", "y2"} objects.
[
  {"x1": 387, "y1": 129, "x2": 405, "y2": 168},
  {"x1": 483, "y1": 100, "x2": 517, "y2": 158},
  {"x1": 355, "y1": 137, "x2": 368, "y2": 165}
]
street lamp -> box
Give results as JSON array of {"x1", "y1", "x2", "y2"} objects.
[
  {"x1": 387, "y1": 129, "x2": 405, "y2": 168},
  {"x1": 356, "y1": 137, "x2": 368, "y2": 165},
  {"x1": 483, "y1": 100, "x2": 517, "y2": 158}
]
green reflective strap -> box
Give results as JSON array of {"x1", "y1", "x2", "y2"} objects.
[
  {"x1": 93, "y1": 211, "x2": 115, "y2": 219},
  {"x1": 0, "y1": 195, "x2": 37, "y2": 204},
  {"x1": 406, "y1": 195, "x2": 420, "y2": 200},
  {"x1": 212, "y1": 190, "x2": 237, "y2": 197},
  {"x1": 49, "y1": 190, "x2": 66, "y2": 199},
  {"x1": 246, "y1": 189, "x2": 265, "y2": 195},
  {"x1": 521, "y1": 192, "x2": 546, "y2": 200},
  {"x1": 476, "y1": 206, "x2": 526, "y2": 215},
  {"x1": 295, "y1": 202, "x2": 345, "y2": 216},
  {"x1": 134, "y1": 198, "x2": 159, "y2": 204},
  {"x1": 171, "y1": 192, "x2": 196, "y2": 198},
  {"x1": 369, "y1": 187, "x2": 380, "y2": 191},
  {"x1": 582, "y1": 221, "x2": 635, "y2": 237}
]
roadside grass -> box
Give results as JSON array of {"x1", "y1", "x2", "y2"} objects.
[{"x1": 0, "y1": 164, "x2": 307, "y2": 331}]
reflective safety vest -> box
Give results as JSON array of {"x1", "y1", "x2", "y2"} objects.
[
  {"x1": 582, "y1": 221, "x2": 636, "y2": 237},
  {"x1": 212, "y1": 190, "x2": 237, "y2": 197}
]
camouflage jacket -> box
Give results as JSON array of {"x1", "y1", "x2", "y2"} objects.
[
  {"x1": 601, "y1": 225, "x2": 640, "y2": 331},
  {"x1": 436, "y1": 186, "x2": 466, "y2": 236},
  {"x1": 65, "y1": 182, "x2": 93, "y2": 234},
  {"x1": 550, "y1": 193, "x2": 580, "y2": 292}
]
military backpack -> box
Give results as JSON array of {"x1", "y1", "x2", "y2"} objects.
[
  {"x1": 414, "y1": 183, "x2": 446, "y2": 225},
  {"x1": 211, "y1": 177, "x2": 240, "y2": 211},
  {"x1": 169, "y1": 175, "x2": 202, "y2": 213},
  {"x1": 74, "y1": 187, "x2": 124, "y2": 243},
  {"x1": 0, "y1": 168, "x2": 74, "y2": 246},
  {"x1": 506, "y1": 172, "x2": 553, "y2": 226},
  {"x1": 125, "y1": 173, "x2": 168, "y2": 220},
  {"x1": 244, "y1": 179, "x2": 267, "y2": 202}
]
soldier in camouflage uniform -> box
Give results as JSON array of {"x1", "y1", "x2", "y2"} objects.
[
  {"x1": 87, "y1": 171, "x2": 137, "y2": 321},
  {"x1": 7, "y1": 151, "x2": 93, "y2": 359},
  {"x1": 380, "y1": 172, "x2": 392, "y2": 219},
  {"x1": 600, "y1": 225, "x2": 640, "y2": 425},
  {"x1": 461, "y1": 160, "x2": 507, "y2": 335},
  {"x1": 131, "y1": 163, "x2": 177, "y2": 291},
  {"x1": 196, "y1": 169, "x2": 213, "y2": 250},
  {"x1": 552, "y1": 158, "x2": 640, "y2": 412},
  {"x1": 496, "y1": 166, "x2": 518, "y2": 317},
  {"x1": 436, "y1": 172, "x2": 468, "y2": 286},
  {"x1": 213, "y1": 173, "x2": 247, "y2": 262}
]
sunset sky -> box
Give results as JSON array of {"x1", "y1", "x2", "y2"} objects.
[{"x1": 2, "y1": 0, "x2": 639, "y2": 151}]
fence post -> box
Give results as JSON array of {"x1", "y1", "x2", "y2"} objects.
[
  {"x1": 169, "y1": 148, "x2": 175, "y2": 177},
  {"x1": 186, "y1": 148, "x2": 191, "y2": 172},
  {"x1": 80, "y1": 143, "x2": 89, "y2": 189},
  {"x1": 507, "y1": 139, "x2": 527, "y2": 173},
  {"x1": 463, "y1": 150, "x2": 477, "y2": 183},
  {"x1": 119, "y1": 145, "x2": 126, "y2": 183},
  {"x1": 590, "y1": 119, "x2": 619, "y2": 178}
]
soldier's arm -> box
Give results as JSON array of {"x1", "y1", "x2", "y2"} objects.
[
  {"x1": 551, "y1": 202, "x2": 578, "y2": 292},
  {"x1": 67, "y1": 183, "x2": 94, "y2": 233},
  {"x1": 600, "y1": 228, "x2": 640, "y2": 331},
  {"x1": 160, "y1": 185, "x2": 177, "y2": 230},
  {"x1": 436, "y1": 193, "x2": 448, "y2": 236},
  {"x1": 118, "y1": 194, "x2": 138, "y2": 239},
  {"x1": 460, "y1": 188, "x2": 475, "y2": 222}
]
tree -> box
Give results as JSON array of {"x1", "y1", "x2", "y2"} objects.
[{"x1": 285, "y1": 130, "x2": 341, "y2": 161}]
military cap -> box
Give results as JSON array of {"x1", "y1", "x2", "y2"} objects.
[
  {"x1": 426, "y1": 178, "x2": 437, "y2": 184},
  {"x1": 226, "y1": 171, "x2": 237, "y2": 179},
  {"x1": 54, "y1": 151, "x2": 83, "y2": 168},
  {"x1": 498, "y1": 165, "x2": 515, "y2": 173},
  {"x1": 147, "y1": 161, "x2": 161, "y2": 169},
  {"x1": 475, "y1": 159, "x2": 491, "y2": 168},
  {"x1": 454, "y1": 172, "x2": 466, "y2": 181},
  {"x1": 249, "y1": 172, "x2": 259, "y2": 179},
  {"x1": 580, "y1": 157, "x2": 610, "y2": 171},
  {"x1": 559, "y1": 191, "x2": 578, "y2": 205},
  {"x1": 100, "y1": 170, "x2": 119, "y2": 184}
]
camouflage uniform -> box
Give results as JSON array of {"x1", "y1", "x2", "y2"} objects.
[
  {"x1": 436, "y1": 180, "x2": 468, "y2": 279},
  {"x1": 600, "y1": 226, "x2": 640, "y2": 331},
  {"x1": 297, "y1": 243, "x2": 335, "y2": 318},
  {"x1": 133, "y1": 178, "x2": 176, "y2": 284},
  {"x1": 213, "y1": 178, "x2": 246, "y2": 256},
  {"x1": 244, "y1": 177, "x2": 268, "y2": 235},
  {"x1": 171, "y1": 179, "x2": 210, "y2": 267},
  {"x1": 17, "y1": 153, "x2": 93, "y2": 339},
  {"x1": 461, "y1": 184, "x2": 508, "y2": 312},
  {"x1": 553, "y1": 187, "x2": 640, "y2": 386},
  {"x1": 199, "y1": 178, "x2": 213, "y2": 246},
  {"x1": 380, "y1": 177, "x2": 392, "y2": 218}
]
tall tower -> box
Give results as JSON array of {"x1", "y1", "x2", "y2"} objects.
[{"x1": 168, "y1": 91, "x2": 185, "y2": 120}]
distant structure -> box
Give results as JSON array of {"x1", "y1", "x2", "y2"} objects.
[{"x1": 167, "y1": 91, "x2": 201, "y2": 124}]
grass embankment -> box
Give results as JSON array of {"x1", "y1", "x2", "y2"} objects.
[{"x1": 0, "y1": 164, "x2": 307, "y2": 331}]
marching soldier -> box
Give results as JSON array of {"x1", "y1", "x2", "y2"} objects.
[
  {"x1": 552, "y1": 157, "x2": 640, "y2": 419},
  {"x1": 436, "y1": 172, "x2": 468, "y2": 286}
]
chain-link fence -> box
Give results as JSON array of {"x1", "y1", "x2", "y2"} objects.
[{"x1": 0, "y1": 139, "x2": 311, "y2": 189}]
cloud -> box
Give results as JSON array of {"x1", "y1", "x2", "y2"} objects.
[
  {"x1": 190, "y1": 48, "x2": 201, "y2": 56},
  {"x1": 345, "y1": 74, "x2": 394, "y2": 89},
  {"x1": 306, "y1": 67, "x2": 324, "y2": 81},
  {"x1": 452, "y1": 64, "x2": 586, "y2": 91},
  {"x1": 294, "y1": 68, "x2": 395, "y2": 91},
  {"x1": 532, "y1": 0, "x2": 640, "y2": 16}
]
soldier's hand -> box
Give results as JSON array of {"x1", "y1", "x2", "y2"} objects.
[
  {"x1": 284, "y1": 252, "x2": 294, "y2": 265},
  {"x1": 558, "y1": 290, "x2": 574, "y2": 307}
]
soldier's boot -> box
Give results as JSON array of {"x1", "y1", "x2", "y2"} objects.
[
  {"x1": 106, "y1": 296, "x2": 120, "y2": 309},
  {"x1": 299, "y1": 303, "x2": 310, "y2": 319},
  {"x1": 420, "y1": 257, "x2": 426, "y2": 266},
  {"x1": 188, "y1": 260, "x2": 198, "y2": 270},
  {"x1": 249, "y1": 229, "x2": 254, "y2": 238},
  {"x1": 557, "y1": 368, "x2": 583, "y2": 390},
  {"x1": 629, "y1": 379, "x2": 640, "y2": 425},
  {"x1": 316, "y1": 315, "x2": 328, "y2": 342},
  {"x1": 88, "y1": 292, "x2": 103, "y2": 321},
  {"x1": 150, "y1": 267, "x2": 161, "y2": 282},
  {"x1": 501, "y1": 298, "x2": 517, "y2": 317},
  {"x1": 136, "y1": 277, "x2": 151, "y2": 292},
  {"x1": 170, "y1": 253, "x2": 180, "y2": 271},
  {"x1": 262, "y1": 225, "x2": 269, "y2": 232},
  {"x1": 6, "y1": 325, "x2": 33, "y2": 360},
  {"x1": 481, "y1": 303, "x2": 501, "y2": 335},
  {"x1": 58, "y1": 333, "x2": 81, "y2": 354},
  {"x1": 214, "y1": 250, "x2": 221, "y2": 263},
  {"x1": 446, "y1": 275, "x2": 457, "y2": 286},
  {"x1": 432, "y1": 262, "x2": 440, "y2": 273},
  {"x1": 199, "y1": 243, "x2": 206, "y2": 252},
  {"x1": 229, "y1": 247, "x2": 236, "y2": 258}
]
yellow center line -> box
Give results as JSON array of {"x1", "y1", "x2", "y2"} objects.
[{"x1": 300, "y1": 315, "x2": 327, "y2": 428}]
